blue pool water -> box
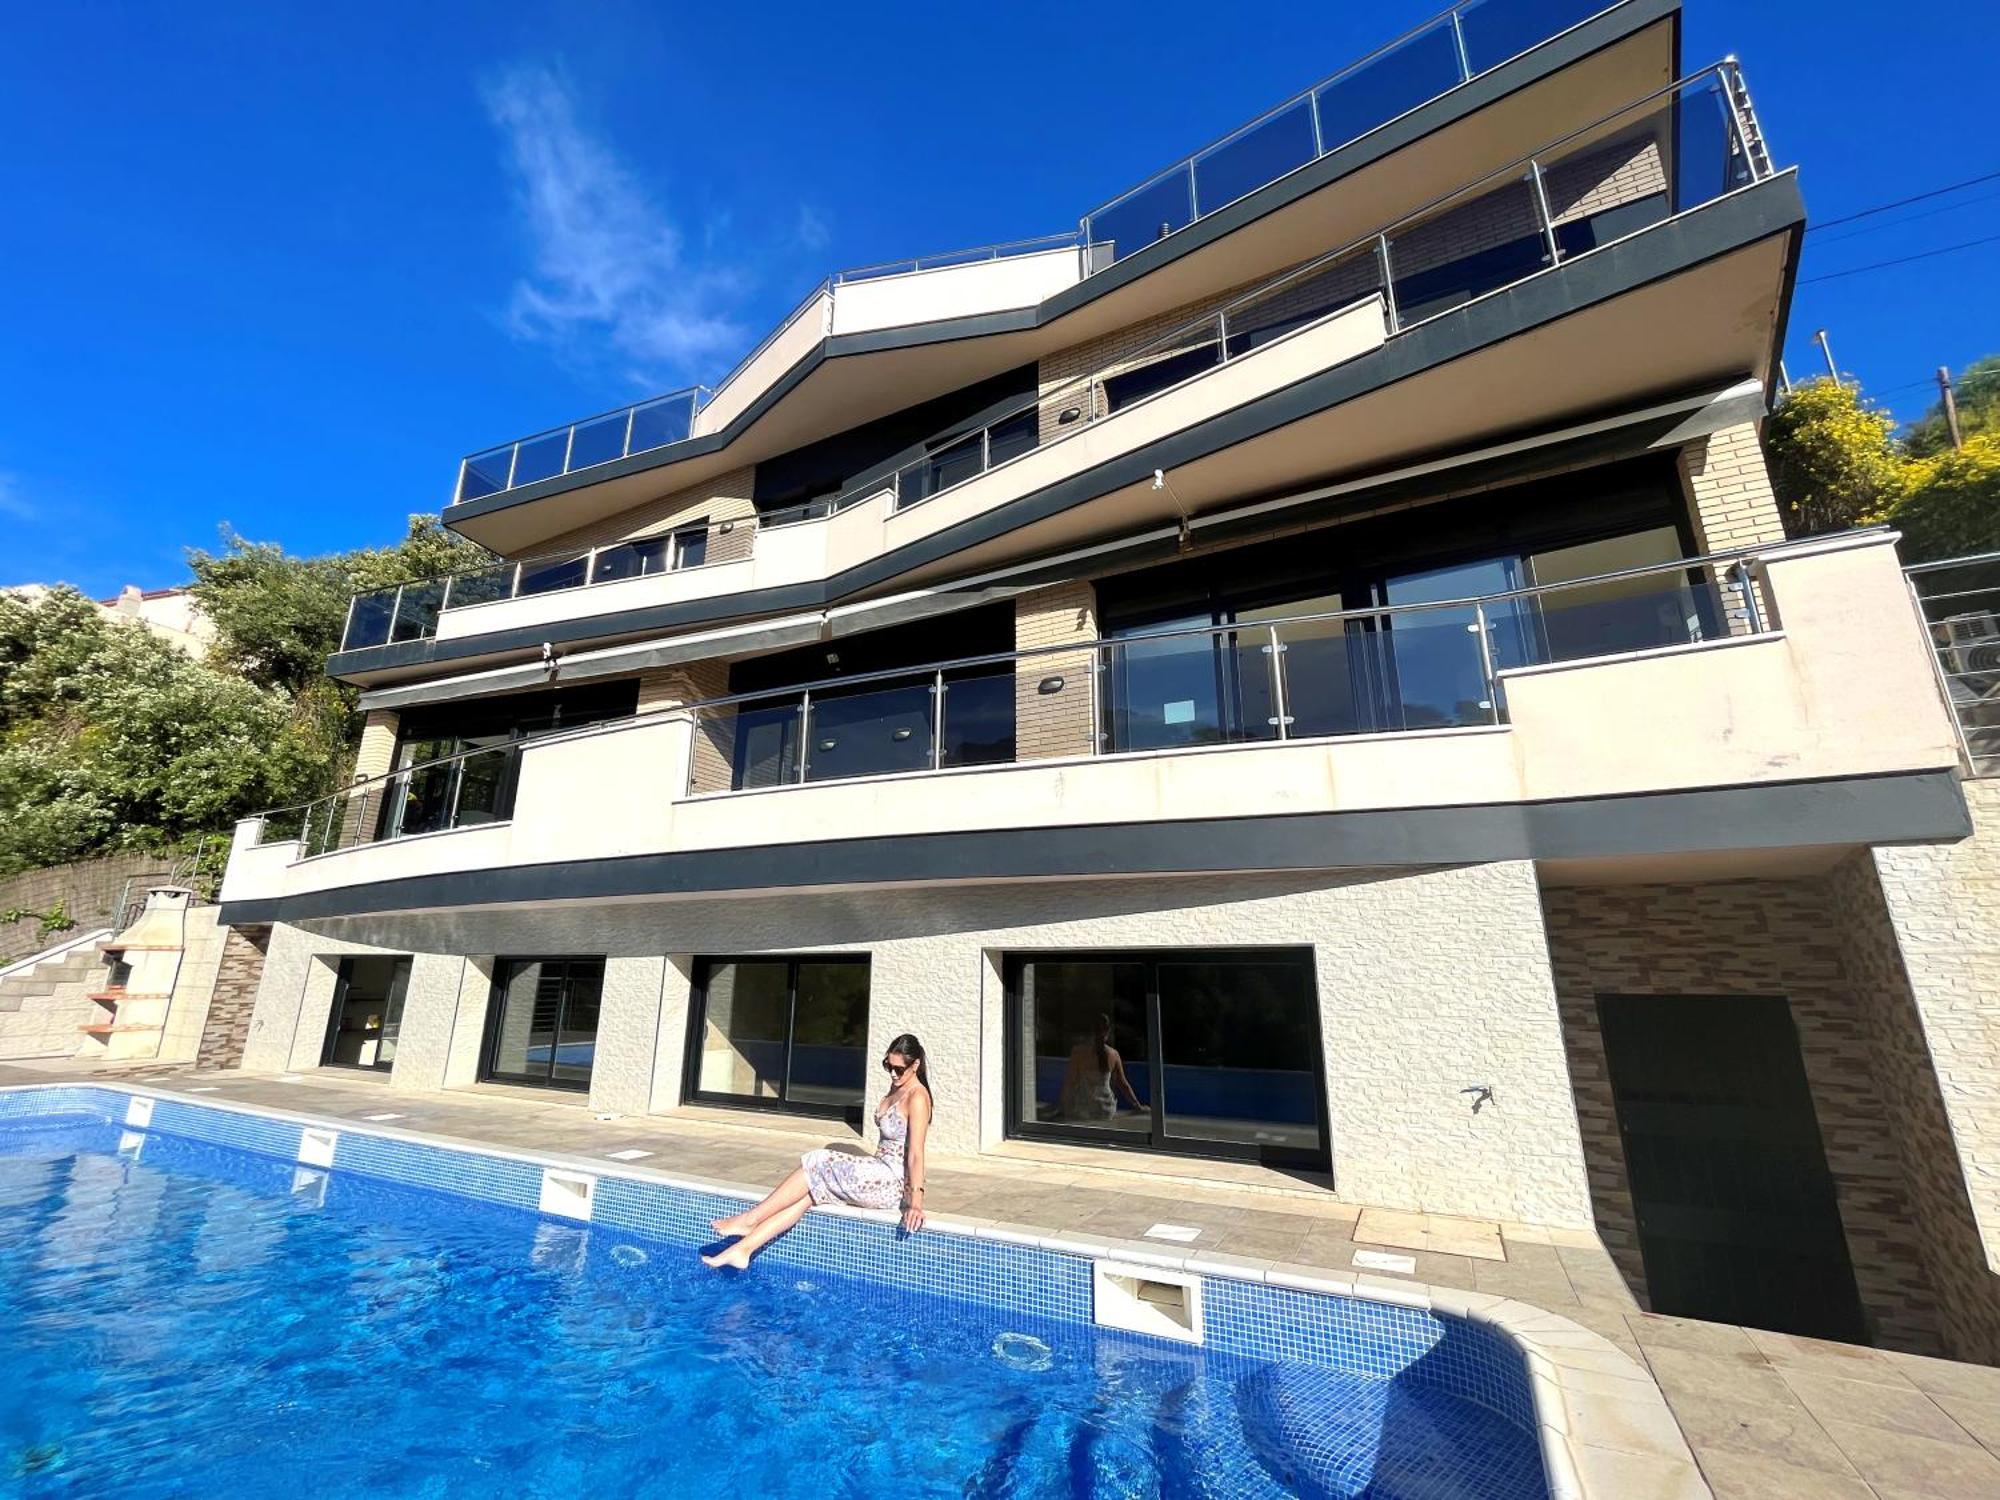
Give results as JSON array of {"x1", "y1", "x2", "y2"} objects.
[{"x1": 0, "y1": 1107, "x2": 1545, "y2": 1498}]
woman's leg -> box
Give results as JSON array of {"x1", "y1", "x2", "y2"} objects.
[
  {"x1": 702, "y1": 1196, "x2": 811, "y2": 1269},
  {"x1": 712, "y1": 1166, "x2": 811, "y2": 1237}
]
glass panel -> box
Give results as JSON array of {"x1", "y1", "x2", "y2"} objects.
[
  {"x1": 452, "y1": 744, "x2": 515, "y2": 826},
  {"x1": 550, "y1": 960, "x2": 602, "y2": 1087},
  {"x1": 1016, "y1": 961, "x2": 1151, "y2": 1141},
  {"x1": 1314, "y1": 18, "x2": 1464, "y2": 151},
  {"x1": 443, "y1": 564, "x2": 514, "y2": 609},
  {"x1": 1157, "y1": 959, "x2": 1321, "y2": 1154},
  {"x1": 384, "y1": 739, "x2": 459, "y2": 838},
  {"x1": 1103, "y1": 625, "x2": 1273, "y2": 752},
  {"x1": 1192, "y1": 97, "x2": 1318, "y2": 217},
  {"x1": 567, "y1": 411, "x2": 629, "y2": 471},
  {"x1": 986, "y1": 408, "x2": 1039, "y2": 468},
  {"x1": 1456, "y1": 0, "x2": 1604, "y2": 76},
  {"x1": 1379, "y1": 556, "x2": 1519, "y2": 728},
  {"x1": 390, "y1": 578, "x2": 445, "y2": 643},
  {"x1": 629, "y1": 393, "x2": 694, "y2": 453},
  {"x1": 1085, "y1": 168, "x2": 1195, "y2": 266},
  {"x1": 786, "y1": 962, "x2": 869, "y2": 1111},
  {"x1": 1521, "y1": 528, "x2": 1709, "y2": 665},
  {"x1": 803, "y1": 679, "x2": 934, "y2": 782},
  {"x1": 899, "y1": 432, "x2": 984, "y2": 508},
  {"x1": 1099, "y1": 333, "x2": 1221, "y2": 413},
  {"x1": 458, "y1": 446, "x2": 514, "y2": 502},
  {"x1": 1671, "y1": 77, "x2": 1748, "y2": 209},
  {"x1": 1237, "y1": 596, "x2": 1349, "y2": 737},
  {"x1": 489, "y1": 961, "x2": 562, "y2": 1082},
  {"x1": 709, "y1": 699, "x2": 803, "y2": 792},
  {"x1": 592, "y1": 538, "x2": 670, "y2": 583},
  {"x1": 518, "y1": 553, "x2": 588, "y2": 596},
  {"x1": 511, "y1": 430, "x2": 570, "y2": 487},
  {"x1": 673, "y1": 527, "x2": 709, "y2": 570},
  {"x1": 343, "y1": 589, "x2": 397, "y2": 650},
  {"x1": 697, "y1": 961, "x2": 790, "y2": 1099},
  {"x1": 1386, "y1": 172, "x2": 1551, "y2": 326},
  {"x1": 375, "y1": 960, "x2": 412, "y2": 1067},
  {"x1": 1224, "y1": 246, "x2": 1383, "y2": 356},
  {"x1": 939, "y1": 666, "x2": 1016, "y2": 767}
]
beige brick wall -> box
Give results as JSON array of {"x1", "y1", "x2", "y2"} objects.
[
  {"x1": 519, "y1": 464, "x2": 757, "y2": 563},
  {"x1": 1014, "y1": 582, "x2": 1098, "y2": 760},
  {"x1": 1678, "y1": 422, "x2": 1785, "y2": 551},
  {"x1": 340, "y1": 708, "x2": 401, "y2": 849},
  {"x1": 1542, "y1": 878, "x2": 1949, "y2": 1356},
  {"x1": 1829, "y1": 841, "x2": 2000, "y2": 1364}
]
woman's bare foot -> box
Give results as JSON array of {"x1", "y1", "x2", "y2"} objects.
[
  {"x1": 701, "y1": 1244, "x2": 752, "y2": 1270},
  {"x1": 711, "y1": 1213, "x2": 753, "y2": 1237}
]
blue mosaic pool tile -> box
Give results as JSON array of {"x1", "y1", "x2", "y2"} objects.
[
  {"x1": 148, "y1": 1097, "x2": 302, "y2": 1159},
  {"x1": 330, "y1": 1129, "x2": 543, "y2": 1212},
  {"x1": 0, "y1": 1085, "x2": 118, "y2": 1122}
]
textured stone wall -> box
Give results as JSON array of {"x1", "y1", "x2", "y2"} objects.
[
  {"x1": 1013, "y1": 582, "x2": 1098, "y2": 760},
  {"x1": 195, "y1": 922, "x2": 272, "y2": 1070},
  {"x1": 1541, "y1": 879, "x2": 1948, "y2": 1356},
  {"x1": 0, "y1": 852, "x2": 172, "y2": 963},
  {"x1": 243, "y1": 867, "x2": 1594, "y2": 1225}
]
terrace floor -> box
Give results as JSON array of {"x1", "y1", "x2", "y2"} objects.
[{"x1": 8, "y1": 1057, "x2": 2000, "y2": 1500}]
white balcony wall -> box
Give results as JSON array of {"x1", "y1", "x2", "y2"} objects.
[
  {"x1": 433, "y1": 556, "x2": 759, "y2": 641},
  {"x1": 692, "y1": 289, "x2": 834, "y2": 438},
  {"x1": 828, "y1": 249, "x2": 1083, "y2": 337},
  {"x1": 225, "y1": 531, "x2": 1965, "y2": 911}
]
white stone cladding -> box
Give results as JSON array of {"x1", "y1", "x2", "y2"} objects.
[{"x1": 239, "y1": 865, "x2": 1593, "y2": 1227}]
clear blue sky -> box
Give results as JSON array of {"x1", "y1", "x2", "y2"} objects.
[{"x1": 4, "y1": 0, "x2": 1998, "y2": 596}]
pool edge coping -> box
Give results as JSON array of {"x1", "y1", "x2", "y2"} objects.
[{"x1": 0, "y1": 1080, "x2": 1706, "y2": 1499}]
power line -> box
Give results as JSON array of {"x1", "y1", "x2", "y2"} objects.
[
  {"x1": 1810, "y1": 187, "x2": 2000, "y2": 247},
  {"x1": 1808, "y1": 169, "x2": 2000, "y2": 232},
  {"x1": 1798, "y1": 232, "x2": 2000, "y2": 284}
]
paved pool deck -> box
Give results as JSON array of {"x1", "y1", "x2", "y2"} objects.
[{"x1": 8, "y1": 1057, "x2": 2000, "y2": 1500}]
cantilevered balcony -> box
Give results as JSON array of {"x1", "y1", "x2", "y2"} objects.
[
  {"x1": 441, "y1": 0, "x2": 1663, "y2": 520},
  {"x1": 340, "y1": 64, "x2": 1780, "y2": 674},
  {"x1": 228, "y1": 530, "x2": 1967, "y2": 925}
]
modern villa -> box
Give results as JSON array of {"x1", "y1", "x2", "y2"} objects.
[{"x1": 200, "y1": 0, "x2": 2000, "y2": 1375}]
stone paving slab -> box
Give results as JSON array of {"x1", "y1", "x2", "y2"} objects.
[{"x1": 7, "y1": 1058, "x2": 2000, "y2": 1499}]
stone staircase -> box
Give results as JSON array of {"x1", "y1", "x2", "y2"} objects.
[{"x1": 0, "y1": 934, "x2": 112, "y2": 1061}]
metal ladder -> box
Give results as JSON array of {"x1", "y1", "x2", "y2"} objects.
[{"x1": 1725, "y1": 60, "x2": 1774, "y2": 181}]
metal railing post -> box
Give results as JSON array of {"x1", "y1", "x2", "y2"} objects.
[
  {"x1": 1265, "y1": 625, "x2": 1291, "y2": 739},
  {"x1": 930, "y1": 670, "x2": 946, "y2": 769},
  {"x1": 510, "y1": 564, "x2": 523, "y2": 599},
  {"x1": 1088, "y1": 647, "x2": 1104, "y2": 752},
  {"x1": 389, "y1": 584, "x2": 405, "y2": 642},
  {"x1": 438, "y1": 574, "x2": 454, "y2": 615},
  {"x1": 340, "y1": 592, "x2": 357, "y2": 651},
  {"x1": 1734, "y1": 559, "x2": 1765, "y2": 634},
  {"x1": 622, "y1": 405, "x2": 637, "y2": 458},
  {"x1": 1528, "y1": 159, "x2": 1562, "y2": 265},
  {"x1": 1450, "y1": 6, "x2": 1473, "y2": 81},
  {"x1": 504, "y1": 442, "x2": 520, "y2": 490},
  {"x1": 1217, "y1": 309, "x2": 1231, "y2": 360},
  {"x1": 1186, "y1": 160, "x2": 1198, "y2": 220},
  {"x1": 1903, "y1": 570, "x2": 1979, "y2": 774},
  {"x1": 1308, "y1": 88, "x2": 1324, "y2": 156},
  {"x1": 796, "y1": 691, "x2": 812, "y2": 785},
  {"x1": 1376, "y1": 234, "x2": 1400, "y2": 333},
  {"x1": 1471, "y1": 601, "x2": 1501, "y2": 723}
]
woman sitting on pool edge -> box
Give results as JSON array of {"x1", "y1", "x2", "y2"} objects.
[{"x1": 703, "y1": 1032, "x2": 932, "y2": 1269}]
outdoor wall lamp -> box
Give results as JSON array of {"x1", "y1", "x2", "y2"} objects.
[{"x1": 1037, "y1": 676, "x2": 1065, "y2": 695}]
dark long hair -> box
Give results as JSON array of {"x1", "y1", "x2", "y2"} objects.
[
  {"x1": 887, "y1": 1032, "x2": 932, "y2": 1104},
  {"x1": 1093, "y1": 1014, "x2": 1112, "y2": 1075}
]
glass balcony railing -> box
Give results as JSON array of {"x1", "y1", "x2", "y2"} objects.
[
  {"x1": 262, "y1": 543, "x2": 1781, "y2": 854},
  {"x1": 352, "y1": 64, "x2": 1772, "y2": 655},
  {"x1": 1906, "y1": 551, "x2": 2000, "y2": 778},
  {"x1": 448, "y1": 0, "x2": 1643, "y2": 508},
  {"x1": 339, "y1": 517, "x2": 752, "y2": 651}
]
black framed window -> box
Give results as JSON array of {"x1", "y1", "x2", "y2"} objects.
[
  {"x1": 686, "y1": 956, "x2": 869, "y2": 1121},
  {"x1": 1005, "y1": 948, "x2": 1327, "y2": 1170},
  {"x1": 482, "y1": 957, "x2": 604, "y2": 1091},
  {"x1": 321, "y1": 956, "x2": 412, "y2": 1072}
]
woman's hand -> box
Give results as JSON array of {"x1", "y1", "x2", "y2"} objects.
[{"x1": 902, "y1": 1199, "x2": 926, "y2": 1233}]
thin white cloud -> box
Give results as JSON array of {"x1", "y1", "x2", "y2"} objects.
[
  {"x1": 795, "y1": 204, "x2": 830, "y2": 252},
  {"x1": 0, "y1": 472, "x2": 33, "y2": 522},
  {"x1": 483, "y1": 64, "x2": 747, "y2": 381}
]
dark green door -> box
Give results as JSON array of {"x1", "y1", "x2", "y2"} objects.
[{"x1": 1597, "y1": 994, "x2": 1865, "y2": 1343}]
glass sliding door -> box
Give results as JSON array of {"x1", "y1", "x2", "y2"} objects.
[
  {"x1": 482, "y1": 957, "x2": 604, "y2": 1091},
  {"x1": 687, "y1": 956, "x2": 869, "y2": 1120},
  {"x1": 321, "y1": 956, "x2": 412, "y2": 1071},
  {"x1": 1005, "y1": 949, "x2": 1327, "y2": 1169}
]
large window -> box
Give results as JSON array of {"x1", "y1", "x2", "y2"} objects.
[
  {"x1": 686, "y1": 957, "x2": 870, "y2": 1121},
  {"x1": 1006, "y1": 949, "x2": 1327, "y2": 1169},
  {"x1": 481, "y1": 957, "x2": 604, "y2": 1091},
  {"x1": 321, "y1": 956, "x2": 412, "y2": 1072}
]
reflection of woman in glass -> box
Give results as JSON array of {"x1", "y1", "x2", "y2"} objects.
[{"x1": 1059, "y1": 1015, "x2": 1144, "y2": 1121}]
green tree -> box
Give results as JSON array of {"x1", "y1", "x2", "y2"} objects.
[
  {"x1": 1764, "y1": 378, "x2": 1904, "y2": 538},
  {"x1": 0, "y1": 589, "x2": 343, "y2": 875},
  {"x1": 1906, "y1": 357, "x2": 2000, "y2": 459},
  {"x1": 1883, "y1": 435, "x2": 2000, "y2": 563},
  {"x1": 188, "y1": 515, "x2": 492, "y2": 693}
]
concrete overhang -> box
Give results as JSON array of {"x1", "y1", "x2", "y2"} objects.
[
  {"x1": 442, "y1": 0, "x2": 1680, "y2": 556},
  {"x1": 329, "y1": 169, "x2": 1802, "y2": 691}
]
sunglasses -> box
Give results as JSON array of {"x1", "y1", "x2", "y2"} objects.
[{"x1": 882, "y1": 1060, "x2": 914, "y2": 1077}]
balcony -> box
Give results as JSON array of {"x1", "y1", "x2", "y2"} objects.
[
  {"x1": 1907, "y1": 551, "x2": 2000, "y2": 777},
  {"x1": 443, "y1": 0, "x2": 1654, "y2": 513},
  {"x1": 341, "y1": 64, "x2": 1776, "y2": 665},
  {"x1": 228, "y1": 531, "x2": 1967, "y2": 922}
]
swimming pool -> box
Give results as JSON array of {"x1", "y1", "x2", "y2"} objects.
[{"x1": 0, "y1": 1087, "x2": 1553, "y2": 1498}]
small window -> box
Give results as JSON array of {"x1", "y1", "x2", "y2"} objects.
[
  {"x1": 592, "y1": 538, "x2": 670, "y2": 583},
  {"x1": 671, "y1": 521, "x2": 710, "y2": 571}
]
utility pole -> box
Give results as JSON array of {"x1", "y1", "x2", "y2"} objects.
[
  {"x1": 1813, "y1": 329, "x2": 1839, "y2": 381},
  {"x1": 1937, "y1": 365, "x2": 1964, "y2": 449}
]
